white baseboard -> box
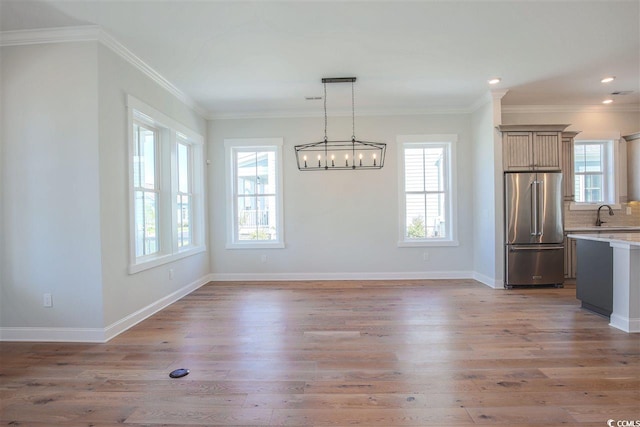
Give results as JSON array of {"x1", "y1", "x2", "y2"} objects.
[
  {"x1": 0, "y1": 275, "x2": 211, "y2": 343},
  {"x1": 472, "y1": 272, "x2": 504, "y2": 289},
  {"x1": 1, "y1": 271, "x2": 508, "y2": 342},
  {"x1": 609, "y1": 314, "x2": 640, "y2": 333},
  {"x1": 209, "y1": 271, "x2": 475, "y2": 282},
  {"x1": 0, "y1": 327, "x2": 106, "y2": 343},
  {"x1": 102, "y1": 275, "x2": 211, "y2": 341}
]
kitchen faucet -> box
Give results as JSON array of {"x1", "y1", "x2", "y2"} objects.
[{"x1": 595, "y1": 204, "x2": 614, "y2": 226}]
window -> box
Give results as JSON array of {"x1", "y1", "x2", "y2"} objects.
[
  {"x1": 573, "y1": 139, "x2": 618, "y2": 206},
  {"x1": 225, "y1": 138, "x2": 284, "y2": 248},
  {"x1": 176, "y1": 137, "x2": 192, "y2": 248},
  {"x1": 127, "y1": 95, "x2": 205, "y2": 273},
  {"x1": 133, "y1": 122, "x2": 159, "y2": 257},
  {"x1": 398, "y1": 134, "x2": 458, "y2": 246}
]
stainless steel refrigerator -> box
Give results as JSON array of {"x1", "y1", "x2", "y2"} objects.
[{"x1": 504, "y1": 171, "x2": 564, "y2": 288}]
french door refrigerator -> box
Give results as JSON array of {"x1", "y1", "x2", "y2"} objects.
[{"x1": 504, "y1": 171, "x2": 564, "y2": 288}]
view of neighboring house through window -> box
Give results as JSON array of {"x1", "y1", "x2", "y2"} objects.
[
  {"x1": 574, "y1": 140, "x2": 609, "y2": 203},
  {"x1": 133, "y1": 122, "x2": 159, "y2": 257},
  {"x1": 225, "y1": 138, "x2": 284, "y2": 248},
  {"x1": 398, "y1": 135, "x2": 457, "y2": 246}
]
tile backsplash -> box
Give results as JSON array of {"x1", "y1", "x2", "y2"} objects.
[{"x1": 564, "y1": 201, "x2": 640, "y2": 228}]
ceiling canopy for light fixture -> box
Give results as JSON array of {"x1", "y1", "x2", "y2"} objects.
[{"x1": 294, "y1": 77, "x2": 386, "y2": 171}]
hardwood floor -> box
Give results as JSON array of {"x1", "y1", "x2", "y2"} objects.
[{"x1": 1, "y1": 280, "x2": 639, "y2": 426}]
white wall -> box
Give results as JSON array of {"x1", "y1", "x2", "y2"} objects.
[
  {"x1": 208, "y1": 113, "x2": 475, "y2": 279},
  {"x1": 97, "y1": 44, "x2": 210, "y2": 328},
  {"x1": 0, "y1": 39, "x2": 210, "y2": 341},
  {"x1": 471, "y1": 96, "x2": 504, "y2": 287},
  {"x1": 0, "y1": 40, "x2": 4, "y2": 323},
  {"x1": 0, "y1": 42, "x2": 104, "y2": 329}
]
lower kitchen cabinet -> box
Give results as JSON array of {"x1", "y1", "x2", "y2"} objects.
[
  {"x1": 575, "y1": 239, "x2": 613, "y2": 317},
  {"x1": 563, "y1": 234, "x2": 577, "y2": 279}
]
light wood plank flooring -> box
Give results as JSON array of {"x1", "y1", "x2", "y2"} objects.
[{"x1": 1, "y1": 280, "x2": 639, "y2": 426}]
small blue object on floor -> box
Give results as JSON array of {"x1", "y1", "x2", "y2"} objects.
[{"x1": 169, "y1": 368, "x2": 189, "y2": 378}]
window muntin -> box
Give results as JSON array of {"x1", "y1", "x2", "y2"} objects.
[
  {"x1": 225, "y1": 139, "x2": 284, "y2": 249},
  {"x1": 398, "y1": 135, "x2": 457, "y2": 247}
]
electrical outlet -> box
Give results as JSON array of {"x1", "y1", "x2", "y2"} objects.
[
  {"x1": 169, "y1": 268, "x2": 174, "y2": 280},
  {"x1": 627, "y1": 206, "x2": 632, "y2": 215},
  {"x1": 261, "y1": 254, "x2": 267, "y2": 263},
  {"x1": 423, "y1": 252, "x2": 429, "y2": 261},
  {"x1": 43, "y1": 293, "x2": 53, "y2": 308}
]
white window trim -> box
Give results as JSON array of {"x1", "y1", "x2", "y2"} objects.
[
  {"x1": 397, "y1": 134, "x2": 459, "y2": 247},
  {"x1": 570, "y1": 134, "x2": 622, "y2": 211},
  {"x1": 175, "y1": 137, "x2": 194, "y2": 249},
  {"x1": 127, "y1": 95, "x2": 206, "y2": 274},
  {"x1": 224, "y1": 138, "x2": 285, "y2": 249}
]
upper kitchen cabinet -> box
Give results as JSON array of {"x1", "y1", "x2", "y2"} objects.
[
  {"x1": 562, "y1": 131, "x2": 580, "y2": 201},
  {"x1": 624, "y1": 132, "x2": 640, "y2": 202},
  {"x1": 498, "y1": 124, "x2": 570, "y2": 172}
]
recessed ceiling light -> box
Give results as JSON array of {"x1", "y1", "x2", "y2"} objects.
[
  {"x1": 488, "y1": 77, "x2": 502, "y2": 85},
  {"x1": 602, "y1": 99, "x2": 614, "y2": 104},
  {"x1": 601, "y1": 76, "x2": 615, "y2": 83}
]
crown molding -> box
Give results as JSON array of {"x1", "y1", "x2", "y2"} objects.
[
  {"x1": 4, "y1": 27, "x2": 636, "y2": 121},
  {"x1": 97, "y1": 30, "x2": 207, "y2": 117},
  {"x1": 502, "y1": 104, "x2": 640, "y2": 114},
  {"x1": 208, "y1": 106, "x2": 474, "y2": 120},
  {"x1": 469, "y1": 89, "x2": 509, "y2": 112},
  {"x1": 0, "y1": 25, "x2": 207, "y2": 118},
  {"x1": 0, "y1": 25, "x2": 100, "y2": 46}
]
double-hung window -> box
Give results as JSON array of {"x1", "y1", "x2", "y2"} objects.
[
  {"x1": 398, "y1": 134, "x2": 458, "y2": 246},
  {"x1": 225, "y1": 138, "x2": 284, "y2": 248},
  {"x1": 176, "y1": 137, "x2": 193, "y2": 248},
  {"x1": 133, "y1": 122, "x2": 160, "y2": 257},
  {"x1": 574, "y1": 140, "x2": 614, "y2": 204},
  {"x1": 128, "y1": 95, "x2": 205, "y2": 273}
]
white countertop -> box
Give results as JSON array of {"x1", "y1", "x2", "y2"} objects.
[
  {"x1": 565, "y1": 226, "x2": 640, "y2": 232},
  {"x1": 567, "y1": 232, "x2": 640, "y2": 247}
]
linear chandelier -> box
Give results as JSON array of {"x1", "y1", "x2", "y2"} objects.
[{"x1": 294, "y1": 77, "x2": 386, "y2": 171}]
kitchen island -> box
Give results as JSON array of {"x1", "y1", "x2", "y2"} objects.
[{"x1": 567, "y1": 232, "x2": 640, "y2": 333}]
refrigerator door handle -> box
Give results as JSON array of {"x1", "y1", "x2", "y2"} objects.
[
  {"x1": 530, "y1": 181, "x2": 538, "y2": 236},
  {"x1": 537, "y1": 180, "x2": 544, "y2": 236},
  {"x1": 509, "y1": 245, "x2": 564, "y2": 251}
]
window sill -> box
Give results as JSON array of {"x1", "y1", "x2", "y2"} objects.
[
  {"x1": 398, "y1": 239, "x2": 459, "y2": 248},
  {"x1": 128, "y1": 245, "x2": 207, "y2": 274},
  {"x1": 226, "y1": 242, "x2": 285, "y2": 250},
  {"x1": 569, "y1": 202, "x2": 621, "y2": 211}
]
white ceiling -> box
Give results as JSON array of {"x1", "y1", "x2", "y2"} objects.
[{"x1": 1, "y1": 0, "x2": 639, "y2": 118}]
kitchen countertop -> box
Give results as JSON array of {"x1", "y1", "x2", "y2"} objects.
[
  {"x1": 568, "y1": 230, "x2": 640, "y2": 333},
  {"x1": 567, "y1": 232, "x2": 640, "y2": 247},
  {"x1": 565, "y1": 226, "x2": 640, "y2": 232}
]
